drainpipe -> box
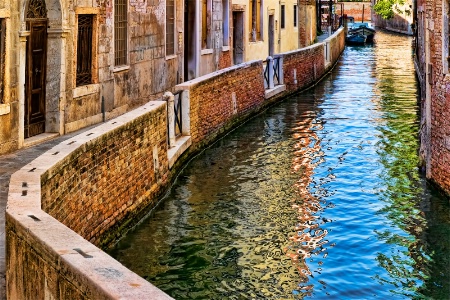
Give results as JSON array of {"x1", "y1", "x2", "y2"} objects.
[
  {"x1": 297, "y1": 0, "x2": 300, "y2": 48},
  {"x1": 279, "y1": 0, "x2": 282, "y2": 53}
]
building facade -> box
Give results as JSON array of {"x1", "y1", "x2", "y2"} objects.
[
  {"x1": 0, "y1": 0, "x2": 315, "y2": 155},
  {"x1": 415, "y1": 0, "x2": 450, "y2": 196},
  {"x1": 371, "y1": 0, "x2": 414, "y2": 35}
]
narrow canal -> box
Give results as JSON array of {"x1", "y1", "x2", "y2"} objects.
[{"x1": 109, "y1": 31, "x2": 450, "y2": 299}]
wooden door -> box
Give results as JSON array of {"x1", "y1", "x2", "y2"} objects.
[{"x1": 25, "y1": 20, "x2": 47, "y2": 138}]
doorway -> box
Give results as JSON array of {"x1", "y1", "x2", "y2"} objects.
[
  {"x1": 24, "y1": 19, "x2": 47, "y2": 138},
  {"x1": 232, "y1": 11, "x2": 244, "y2": 65},
  {"x1": 184, "y1": 0, "x2": 197, "y2": 81},
  {"x1": 268, "y1": 14, "x2": 274, "y2": 56}
]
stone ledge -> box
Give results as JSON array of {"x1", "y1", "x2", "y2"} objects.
[
  {"x1": 0, "y1": 103, "x2": 10, "y2": 116},
  {"x1": 23, "y1": 133, "x2": 60, "y2": 148},
  {"x1": 168, "y1": 135, "x2": 192, "y2": 169},
  {"x1": 73, "y1": 83, "x2": 101, "y2": 99},
  {"x1": 265, "y1": 85, "x2": 286, "y2": 99}
]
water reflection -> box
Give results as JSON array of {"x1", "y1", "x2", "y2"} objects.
[{"x1": 109, "y1": 31, "x2": 450, "y2": 299}]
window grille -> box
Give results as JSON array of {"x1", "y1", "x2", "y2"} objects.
[
  {"x1": 281, "y1": 5, "x2": 285, "y2": 29},
  {"x1": 115, "y1": 0, "x2": 128, "y2": 66},
  {"x1": 76, "y1": 15, "x2": 93, "y2": 86},
  {"x1": 166, "y1": 0, "x2": 175, "y2": 55},
  {"x1": 0, "y1": 19, "x2": 5, "y2": 103}
]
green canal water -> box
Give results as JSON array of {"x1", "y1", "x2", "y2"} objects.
[{"x1": 109, "y1": 31, "x2": 450, "y2": 299}]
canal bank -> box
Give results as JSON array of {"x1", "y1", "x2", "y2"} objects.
[
  {"x1": 111, "y1": 30, "x2": 450, "y2": 299},
  {"x1": 3, "y1": 29, "x2": 345, "y2": 298}
]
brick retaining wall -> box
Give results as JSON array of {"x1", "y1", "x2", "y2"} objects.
[
  {"x1": 7, "y1": 101, "x2": 173, "y2": 299},
  {"x1": 6, "y1": 28, "x2": 345, "y2": 299}
]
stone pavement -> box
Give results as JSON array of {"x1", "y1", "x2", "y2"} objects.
[{"x1": 0, "y1": 127, "x2": 93, "y2": 300}]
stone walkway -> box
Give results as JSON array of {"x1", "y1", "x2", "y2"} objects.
[{"x1": 0, "y1": 127, "x2": 93, "y2": 300}]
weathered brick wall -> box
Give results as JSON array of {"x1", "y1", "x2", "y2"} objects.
[
  {"x1": 422, "y1": 3, "x2": 450, "y2": 196},
  {"x1": 283, "y1": 28, "x2": 345, "y2": 93},
  {"x1": 182, "y1": 61, "x2": 266, "y2": 145},
  {"x1": 283, "y1": 45, "x2": 326, "y2": 93},
  {"x1": 219, "y1": 50, "x2": 232, "y2": 69},
  {"x1": 41, "y1": 102, "x2": 169, "y2": 248},
  {"x1": 337, "y1": 2, "x2": 371, "y2": 22}
]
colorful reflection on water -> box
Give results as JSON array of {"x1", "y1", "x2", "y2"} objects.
[{"x1": 109, "y1": 31, "x2": 450, "y2": 299}]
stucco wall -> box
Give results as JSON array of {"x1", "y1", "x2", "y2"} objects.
[{"x1": 6, "y1": 28, "x2": 345, "y2": 299}]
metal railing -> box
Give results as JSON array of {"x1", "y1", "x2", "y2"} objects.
[
  {"x1": 263, "y1": 56, "x2": 284, "y2": 89},
  {"x1": 164, "y1": 90, "x2": 183, "y2": 148},
  {"x1": 173, "y1": 90, "x2": 182, "y2": 137}
]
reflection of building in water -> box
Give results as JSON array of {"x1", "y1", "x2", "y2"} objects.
[{"x1": 284, "y1": 108, "x2": 329, "y2": 293}]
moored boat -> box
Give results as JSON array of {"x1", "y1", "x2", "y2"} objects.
[
  {"x1": 345, "y1": 33, "x2": 367, "y2": 45},
  {"x1": 348, "y1": 22, "x2": 376, "y2": 43}
]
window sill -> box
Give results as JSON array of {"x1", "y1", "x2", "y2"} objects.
[
  {"x1": 0, "y1": 103, "x2": 10, "y2": 116},
  {"x1": 73, "y1": 83, "x2": 100, "y2": 98},
  {"x1": 249, "y1": 40, "x2": 263, "y2": 44},
  {"x1": 201, "y1": 49, "x2": 213, "y2": 55},
  {"x1": 166, "y1": 54, "x2": 177, "y2": 60},
  {"x1": 113, "y1": 65, "x2": 130, "y2": 73},
  {"x1": 222, "y1": 46, "x2": 230, "y2": 51}
]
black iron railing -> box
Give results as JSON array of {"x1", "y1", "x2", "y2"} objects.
[{"x1": 263, "y1": 56, "x2": 283, "y2": 89}]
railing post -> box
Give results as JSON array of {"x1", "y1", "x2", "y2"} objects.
[
  {"x1": 164, "y1": 91, "x2": 176, "y2": 148},
  {"x1": 278, "y1": 56, "x2": 284, "y2": 85},
  {"x1": 267, "y1": 56, "x2": 274, "y2": 89}
]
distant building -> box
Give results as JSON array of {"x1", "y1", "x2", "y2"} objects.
[
  {"x1": 414, "y1": 0, "x2": 450, "y2": 197},
  {"x1": 0, "y1": 0, "x2": 317, "y2": 155}
]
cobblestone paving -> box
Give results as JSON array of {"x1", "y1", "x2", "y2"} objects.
[{"x1": 0, "y1": 127, "x2": 93, "y2": 300}]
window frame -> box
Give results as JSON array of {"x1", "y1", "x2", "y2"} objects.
[
  {"x1": 76, "y1": 14, "x2": 94, "y2": 86},
  {"x1": 0, "y1": 19, "x2": 5, "y2": 104},
  {"x1": 114, "y1": 0, "x2": 128, "y2": 67},
  {"x1": 202, "y1": 0, "x2": 212, "y2": 49},
  {"x1": 280, "y1": 4, "x2": 285, "y2": 29},
  {"x1": 222, "y1": 0, "x2": 230, "y2": 47},
  {"x1": 444, "y1": 0, "x2": 450, "y2": 74},
  {"x1": 166, "y1": 0, "x2": 176, "y2": 57}
]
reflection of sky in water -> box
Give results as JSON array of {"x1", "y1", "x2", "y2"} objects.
[{"x1": 109, "y1": 32, "x2": 450, "y2": 299}]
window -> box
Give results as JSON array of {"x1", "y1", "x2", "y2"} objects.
[
  {"x1": 0, "y1": 19, "x2": 5, "y2": 103},
  {"x1": 166, "y1": 0, "x2": 175, "y2": 55},
  {"x1": 294, "y1": 4, "x2": 297, "y2": 27},
  {"x1": 281, "y1": 5, "x2": 285, "y2": 29},
  {"x1": 222, "y1": 0, "x2": 229, "y2": 46},
  {"x1": 249, "y1": 0, "x2": 262, "y2": 41},
  {"x1": 202, "y1": 0, "x2": 212, "y2": 49},
  {"x1": 76, "y1": 15, "x2": 93, "y2": 86},
  {"x1": 114, "y1": 0, "x2": 128, "y2": 66}
]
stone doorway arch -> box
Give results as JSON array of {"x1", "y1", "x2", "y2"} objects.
[{"x1": 19, "y1": 0, "x2": 67, "y2": 144}]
